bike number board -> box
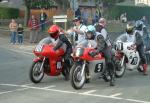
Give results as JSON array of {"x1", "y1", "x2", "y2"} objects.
[
  {"x1": 95, "y1": 63, "x2": 103, "y2": 73},
  {"x1": 57, "y1": 62, "x2": 62, "y2": 70}
]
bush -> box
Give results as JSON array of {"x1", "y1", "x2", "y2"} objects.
[
  {"x1": 0, "y1": 7, "x2": 19, "y2": 19},
  {"x1": 108, "y1": 5, "x2": 150, "y2": 21}
]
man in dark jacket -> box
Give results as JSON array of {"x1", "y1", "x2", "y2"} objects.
[
  {"x1": 89, "y1": 18, "x2": 115, "y2": 86},
  {"x1": 48, "y1": 25, "x2": 72, "y2": 69},
  {"x1": 40, "y1": 9, "x2": 47, "y2": 31}
]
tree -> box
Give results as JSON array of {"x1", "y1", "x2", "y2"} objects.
[
  {"x1": 53, "y1": 0, "x2": 70, "y2": 12},
  {"x1": 94, "y1": 0, "x2": 125, "y2": 17},
  {"x1": 23, "y1": 0, "x2": 31, "y2": 26}
]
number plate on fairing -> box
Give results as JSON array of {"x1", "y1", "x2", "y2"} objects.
[
  {"x1": 94, "y1": 63, "x2": 103, "y2": 73},
  {"x1": 56, "y1": 62, "x2": 62, "y2": 70}
]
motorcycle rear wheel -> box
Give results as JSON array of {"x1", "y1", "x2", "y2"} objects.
[
  {"x1": 29, "y1": 61, "x2": 44, "y2": 83},
  {"x1": 70, "y1": 62, "x2": 86, "y2": 90}
]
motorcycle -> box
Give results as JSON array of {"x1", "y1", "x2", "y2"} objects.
[
  {"x1": 114, "y1": 41, "x2": 144, "y2": 78},
  {"x1": 70, "y1": 40, "x2": 114, "y2": 90},
  {"x1": 29, "y1": 37, "x2": 70, "y2": 83}
]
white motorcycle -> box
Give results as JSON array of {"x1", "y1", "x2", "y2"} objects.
[{"x1": 114, "y1": 41, "x2": 144, "y2": 78}]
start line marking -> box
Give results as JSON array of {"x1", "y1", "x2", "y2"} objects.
[{"x1": 0, "y1": 83, "x2": 150, "y2": 103}]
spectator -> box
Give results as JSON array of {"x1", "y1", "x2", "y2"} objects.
[
  {"x1": 92, "y1": 9, "x2": 98, "y2": 25},
  {"x1": 72, "y1": 16, "x2": 87, "y2": 45},
  {"x1": 141, "y1": 16, "x2": 148, "y2": 26},
  {"x1": 28, "y1": 15, "x2": 39, "y2": 43},
  {"x1": 39, "y1": 9, "x2": 47, "y2": 31},
  {"x1": 17, "y1": 24, "x2": 24, "y2": 44},
  {"x1": 81, "y1": 8, "x2": 89, "y2": 25},
  {"x1": 75, "y1": 8, "x2": 81, "y2": 17},
  {"x1": 120, "y1": 12, "x2": 127, "y2": 23},
  {"x1": 9, "y1": 19, "x2": 18, "y2": 44}
]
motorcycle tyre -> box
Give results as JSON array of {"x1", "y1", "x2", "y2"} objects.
[
  {"x1": 29, "y1": 61, "x2": 44, "y2": 83},
  {"x1": 70, "y1": 62, "x2": 86, "y2": 90}
]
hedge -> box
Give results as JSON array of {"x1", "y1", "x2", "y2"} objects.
[
  {"x1": 0, "y1": 7, "x2": 19, "y2": 19},
  {"x1": 108, "y1": 5, "x2": 150, "y2": 21}
]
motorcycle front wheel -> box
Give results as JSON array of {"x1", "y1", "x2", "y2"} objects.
[
  {"x1": 29, "y1": 61, "x2": 44, "y2": 83},
  {"x1": 70, "y1": 62, "x2": 86, "y2": 90},
  {"x1": 115, "y1": 62, "x2": 126, "y2": 78}
]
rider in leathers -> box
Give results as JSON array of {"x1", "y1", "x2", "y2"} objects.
[
  {"x1": 116, "y1": 22, "x2": 148, "y2": 75},
  {"x1": 89, "y1": 18, "x2": 115, "y2": 86},
  {"x1": 48, "y1": 25, "x2": 73, "y2": 79}
]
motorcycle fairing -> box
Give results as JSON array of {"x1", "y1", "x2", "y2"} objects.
[{"x1": 88, "y1": 59, "x2": 106, "y2": 78}]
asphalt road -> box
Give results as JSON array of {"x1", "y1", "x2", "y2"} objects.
[{"x1": 0, "y1": 37, "x2": 150, "y2": 103}]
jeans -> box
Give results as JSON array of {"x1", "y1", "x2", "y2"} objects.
[
  {"x1": 10, "y1": 31, "x2": 17, "y2": 44},
  {"x1": 40, "y1": 20, "x2": 46, "y2": 31},
  {"x1": 30, "y1": 29, "x2": 38, "y2": 43},
  {"x1": 17, "y1": 34, "x2": 23, "y2": 44}
]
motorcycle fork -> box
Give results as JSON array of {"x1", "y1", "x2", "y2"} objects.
[
  {"x1": 121, "y1": 55, "x2": 125, "y2": 67},
  {"x1": 40, "y1": 57, "x2": 45, "y2": 72},
  {"x1": 81, "y1": 60, "x2": 86, "y2": 77}
]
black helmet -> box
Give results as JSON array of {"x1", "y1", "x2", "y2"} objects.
[
  {"x1": 135, "y1": 20, "x2": 143, "y2": 31},
  {"x1": 126, "y1": 22, "x2": 135, "y2": 34}
]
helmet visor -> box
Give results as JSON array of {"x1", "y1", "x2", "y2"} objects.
[{"x1": 49, "y1": 31, "x2": 58, "y2": 38}]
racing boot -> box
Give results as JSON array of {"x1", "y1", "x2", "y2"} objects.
[{"x1": 143, "y1": 64, "x2": 148, "y2": 75}]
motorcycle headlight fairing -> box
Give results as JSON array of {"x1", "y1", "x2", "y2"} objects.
[
  {"x1": 35, "y1": 44, "x2": 43, "y2": 52},
  {"x1": 75, "y1": 48, "x2": 84, "y2": 57}
]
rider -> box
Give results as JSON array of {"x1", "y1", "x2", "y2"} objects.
[
  {"x1": 48, "y1": 25, "x2": 73, "y2": 77},
  {"x1": 116, "y1": 22, "x2": 148, "y2": 75},
  {"x1": 89, "y1": 18, "x2": 115, "y2": 86},
  {"x1": 84, "y1": 25, "x2": 97, "y2": 83}
]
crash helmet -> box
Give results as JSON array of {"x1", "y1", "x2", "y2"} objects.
[
  {"x1": 126, "y1": 22, "x2": 135, "y2": 34},
  {"x1": 135, "y1": 20, "x2": 143, "y2": 31},
  {"x1": 48, "y1": 25, "x2": 60, "y2": 39},
  {"x1": 86, "y1": 25, "x2": 96, "y2": 40}
]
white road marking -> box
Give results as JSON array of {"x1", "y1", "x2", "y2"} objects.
[
  {"x1": 43, "y1": 85, "x2": 56, "y2": 89},
  {"x1": 0, "y1": 83, "x2": 150, "y2": 103},
  {"x1": 110, "y1": 93, "x2": 122, "y2": 97},
  {"x1": 81, "y1": 90, "x2": 96, "y2": 94},
  {"x1": 126, "y1": 99, "x2": 150, "y2": 103},
  {"x1": 22, "y1": 83, "x2": 34, "y2": 86},
  {"x1": 0, "y1": 88, "x2": 28, "y2": 95},
  {"x1": 79, "y1": 93, "x2": 122, "y2": 99}
]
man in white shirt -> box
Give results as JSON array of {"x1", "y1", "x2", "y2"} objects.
[{"x1": 72, "y1": 16, "x2": 87, "y2": 45}]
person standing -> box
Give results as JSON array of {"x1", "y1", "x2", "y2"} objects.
[
  {"x1": 17, "y1": 24, "x2": 24, "y2": 44},
  {"x1": 75, "y1": 8, "x2": 81, "y2": 17},
  {"x1": 28, "y1": 15, "x2": 39, "y2": 43},
  {"x1": 9, "y1": 19, "x2": 18, "y2": 44},
  {"x1": 39, "y1": 9, "x2": 47, "y2": 32},
  {"x1": 72, "y1": 16, "x2": 87, "y2": 46},
  {"x1": 81, "y1": 8, "x2": 89, "y2": 25}
]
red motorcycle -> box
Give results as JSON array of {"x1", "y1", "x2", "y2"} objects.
[
  {"x1": 29, "y1": 42, "x2": 70, "y2": 83},
  {"x1": 70, "y1": 40, "x2": 114, "y2": 89}
]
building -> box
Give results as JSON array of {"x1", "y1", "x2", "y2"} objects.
[{"x1": 135, "y1": 0, "x2": 150, "y2": 6}]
